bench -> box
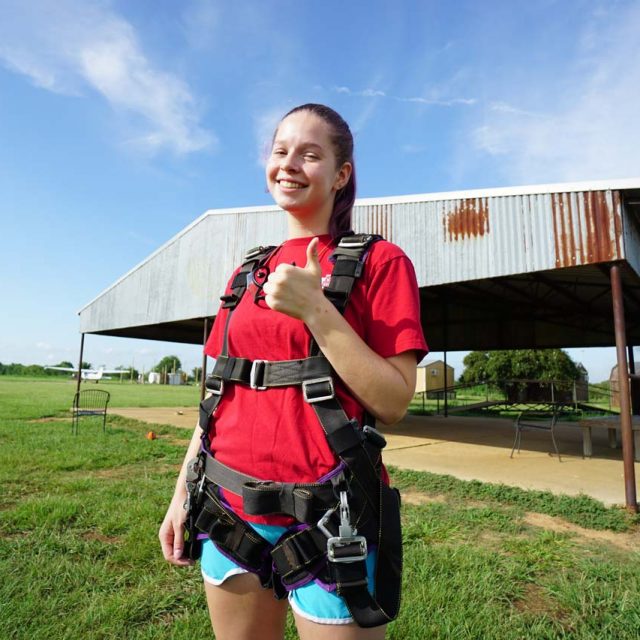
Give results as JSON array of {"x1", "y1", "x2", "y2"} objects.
[
  {"x1": 575, "y1": 416, "x2": 640, "y2": 461},
  {"x1": 510, "y1": 410, "x2": 561, "y2": 461},
  {"x1": 71, "y1": 389, "x2": 110, "y2": 435}
]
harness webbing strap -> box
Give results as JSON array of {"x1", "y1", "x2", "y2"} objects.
[
  {"x1": 211, "y1": 355, "x2": 332, "y2": 388},
  {"x1": 194, "y1": 484, "x2": 273, "y2": 587},
  {"x1": 201, "y1": 454, "x2": 337, "y2": 523},
  {"x1": 198, "y1": 244, "x2": 277, "y2": 431}
]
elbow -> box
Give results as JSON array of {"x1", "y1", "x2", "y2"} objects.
[
  {"x1": 377, "y1": 384, "x2": 413, "y2": 425},
  {"x1": 377, "y1": 398, "x2": 411, "y2": 426}
]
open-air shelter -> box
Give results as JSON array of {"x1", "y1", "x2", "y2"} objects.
[{"x1": 77, "y1": 178, "x2": 640, "y2": 510}]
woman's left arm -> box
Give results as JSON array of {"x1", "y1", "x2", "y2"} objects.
[{"x1": 263, "y1": 238, "x2": 418, "y2": 425}]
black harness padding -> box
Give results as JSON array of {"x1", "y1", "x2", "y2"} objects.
[
  {"x1": 193, "y1": 482, "x2": 274, "y2": 587},
  {"x1": 201, "y1": 453, "x2": 337, "y2": 523},
  {"x1": 191, "y1": 233, "x2": 403, "y2": 628}
]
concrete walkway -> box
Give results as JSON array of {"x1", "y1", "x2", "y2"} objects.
[{"x1": 111, "y1": 407, "x2": 638, "y2": 506}]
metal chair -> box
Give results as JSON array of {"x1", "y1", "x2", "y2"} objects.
[
  {"x1": 71, "y1": 389, "x2": 110, "y2": 435},
  {"x1": 510, "y1": 409, "x2": 561, "y2": 461}
]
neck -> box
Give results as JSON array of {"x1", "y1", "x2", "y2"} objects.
[{"x1": 286, "y1": 212, "x2": 331, "y2": 239}]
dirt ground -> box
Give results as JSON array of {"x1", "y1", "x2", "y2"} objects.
[{"x1": 110, "y1": 407, "x2": 639, "y2": 507}]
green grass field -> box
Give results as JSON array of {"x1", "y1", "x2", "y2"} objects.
[{"x1": 1, "y1": 377, "x2": 639, "y2": 639}]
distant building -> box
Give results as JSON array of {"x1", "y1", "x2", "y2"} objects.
[
  {"x1": 168, "y1": 372, "x2": 183, "y2": 385},
  {"x1": 610, "y1": 362, "x2": 640, "y2": 407},
  {"x1": 575, "y1": 363, "x2": 589, "y2": 402},
  {"x1": 148, "y1": 372, "x2": 161, "y2": 384},
  {"x1": 416, "y1": 360, "x2": 455, "y2": 399}
]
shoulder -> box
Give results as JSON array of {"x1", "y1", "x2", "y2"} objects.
[
  {"x1": 367, "y1": 238, "x2": 409, "y2": 261},
  {"x1": 346, "y1": 237, "x2": 418, "y2": 291},
  {"x1": 363, "y1": 238, "x2": 414, "y2": 273}
]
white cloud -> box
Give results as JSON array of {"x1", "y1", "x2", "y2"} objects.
[
  {"x1": 0, "y1": 0, "x2": 214, "y2": 155},
  {"x1": 470, "y1": 3, "x2": 640, "y2": 183},
  {"x1": 400, "y1": 96, "x2": 476, "y2": 106},
  {"x1": 333, "y1": 86, "x2": 386, "y2": 98},
  {"x1": 332, "y1": 85, "x2": 475, "y2": 108}
]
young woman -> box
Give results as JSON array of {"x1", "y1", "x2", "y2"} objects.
[{"x1": 159, "y1": 104, "x2": 427, "y2": 640}]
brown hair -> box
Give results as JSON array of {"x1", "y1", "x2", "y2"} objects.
[{"x1": 277, "y1": 104, "x2": 356, "y2": 239}]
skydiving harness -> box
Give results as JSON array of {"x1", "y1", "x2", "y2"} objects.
[{"x1": 184, "y1": 233, "x2": 403, "y2": 628}]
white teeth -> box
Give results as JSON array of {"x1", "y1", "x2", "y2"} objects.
[{"x1": 279, "y1": 180, "x2": 305, "y2": 189}]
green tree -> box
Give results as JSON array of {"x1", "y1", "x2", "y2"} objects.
[
  {"x1": 460, "y1": 349, "x2": 579, "y2": 385},
  {"x1": 154, "y1": 355, "x2": 182, "y2": 373},
  {"x1": 115, "y1": 365, "x2": 139, "y2": 380}
]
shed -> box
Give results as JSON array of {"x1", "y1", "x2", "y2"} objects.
[
  {"x1": 76, "y1": 178, "x2": 640, "y2": 509},
  {"x1": 416, "y1": 360, "x2": 455, "y2": 398}
]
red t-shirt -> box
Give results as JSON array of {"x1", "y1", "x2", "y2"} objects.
[{"x1": 204, "y1": 234, "x2": 428, "y2": 524}]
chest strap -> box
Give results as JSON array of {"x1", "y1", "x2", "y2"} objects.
[{"x1": 208, "y1": 355, "x2": 332, "y2": 396}]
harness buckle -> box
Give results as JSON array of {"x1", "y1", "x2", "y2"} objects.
[
  {"x1": 302, "y1": 377, "x2": 335, "y2": 403},
  {"x1": 338, "y1": 235, "x2": 370, "y2": 249},
  {"x1": 205, "y1": 376, "x2": 224, "y2": 396},
  {"x1": 250, "y1": 360, "x2": 267, "y2": 390},
  {"x1": 326, "y1": 535, "x2": 368, "y2": 563},
  {"x1": 323, "y1": 492, "x2": 368, "y2": 563}
]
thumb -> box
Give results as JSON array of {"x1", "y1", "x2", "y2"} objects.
[{"x1": 304, "y1": 237, "x2": 322, "y2": 277}]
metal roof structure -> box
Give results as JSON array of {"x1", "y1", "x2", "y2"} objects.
[
  {"x1": 79, "y1": 178, "x2": 640, "y2": 352},
  {"x1": 77, "y1": 177, "x2": 640, "y2": 510}
]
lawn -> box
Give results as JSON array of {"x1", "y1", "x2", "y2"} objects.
[{"x1": 1, "y1": 378, "x2": 639, "y2": 639}]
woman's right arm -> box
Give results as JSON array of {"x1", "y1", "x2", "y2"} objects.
[{"x1": 158, "y1": 422, "x2": 204, "y2": 566}]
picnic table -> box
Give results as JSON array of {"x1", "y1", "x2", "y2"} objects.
[{"x1": 577, "y1": 415, "x2": 640, "y2": 460}]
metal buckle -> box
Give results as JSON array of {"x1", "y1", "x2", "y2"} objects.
[
  {"x1": 244, "y1": 245, "x2": 265, "y2": 260},
  {"x1": 250, "y1": 360, "x2": 267, "y2": 390},
  {"x1": 318, "y1": 491, "x2": 367, "y2": 563},
  {"x1": 302, "y1": 377, "x2": 334, "y2": 403},
  {"x1": 338, "y1": 235, "x2": 369, "y2": 248},
  {"x1": 205, "y1": 377, "x2": 224, "y2": 396},
  {"x1": 326, "y1": 536, "x2": 368, "y2": 563}
]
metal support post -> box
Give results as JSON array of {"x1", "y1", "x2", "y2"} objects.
[
  {"x1": 628, "y1": 345, "x2": 640, "y2": 416},
  {"x1": 610, "y1": 265, "x2": 638, "y2": 512},
  {"x1": 443, "y1": 296, "x2": 449, "y2": 418},
  {"x1": 76, "y1": 333, "x2": 85, "y2": 398}
]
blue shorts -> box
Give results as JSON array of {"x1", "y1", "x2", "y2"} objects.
[{"x1": 201, "y1": 522, "x2": 376, "y2": 625}]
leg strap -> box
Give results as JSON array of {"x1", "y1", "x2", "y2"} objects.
[{"x1": 194, "y1": 483, "x2": 274, "y2": 587}]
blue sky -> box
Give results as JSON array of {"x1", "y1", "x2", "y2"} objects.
[{"x1": 1, "y1": 0, "x2": 639, "y2": 382}]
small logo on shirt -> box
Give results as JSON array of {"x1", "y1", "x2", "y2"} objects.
[{"x1": 321, "y1": 274, "x2": 331, "y2": 289}]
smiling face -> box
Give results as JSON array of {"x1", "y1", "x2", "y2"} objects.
[{"x1": 266, "y1": 110, "x2": 352, "y2": 233}]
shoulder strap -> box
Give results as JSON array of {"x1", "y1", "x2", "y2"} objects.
[
  {"x1": 199, "y1": 245, "x2": 276, "y2": 429},
  {"x1": 220, "y1": 245, "x2": 277, "y2": 311},
  {"x1": 322, "y1": 233, "x2": 382, "y2": 314}
]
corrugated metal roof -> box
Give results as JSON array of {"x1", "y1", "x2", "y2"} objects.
[{"x1": 79, "y1": 179, "x2": 640, "y2": 343}]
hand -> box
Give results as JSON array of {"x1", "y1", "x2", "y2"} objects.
[
  {"x1": 263, "y1": 237, "x2": 326, "y2": 322},
  {"x1": 159, "y1": 494, "x2": 194, "y2": 567}
]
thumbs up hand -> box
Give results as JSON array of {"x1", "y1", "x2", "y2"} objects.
[
  {"x1": 303, "y1": 236, "x2": 322, "y2": 279},
  {"x1": 263, "y1": 237, "x2": 325, "y2": 322}
]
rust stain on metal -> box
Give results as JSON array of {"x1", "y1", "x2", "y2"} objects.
[
  {"x1": 445, "y1": 199, "x2": 490, "y2": 241},
  {"x1": 552, "y1": 190, "x2": 623, "y2": 268}
]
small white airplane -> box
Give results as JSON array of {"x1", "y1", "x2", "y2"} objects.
[{"x1": 45, "y1": 366, "x2": 128, "y2": 382}]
